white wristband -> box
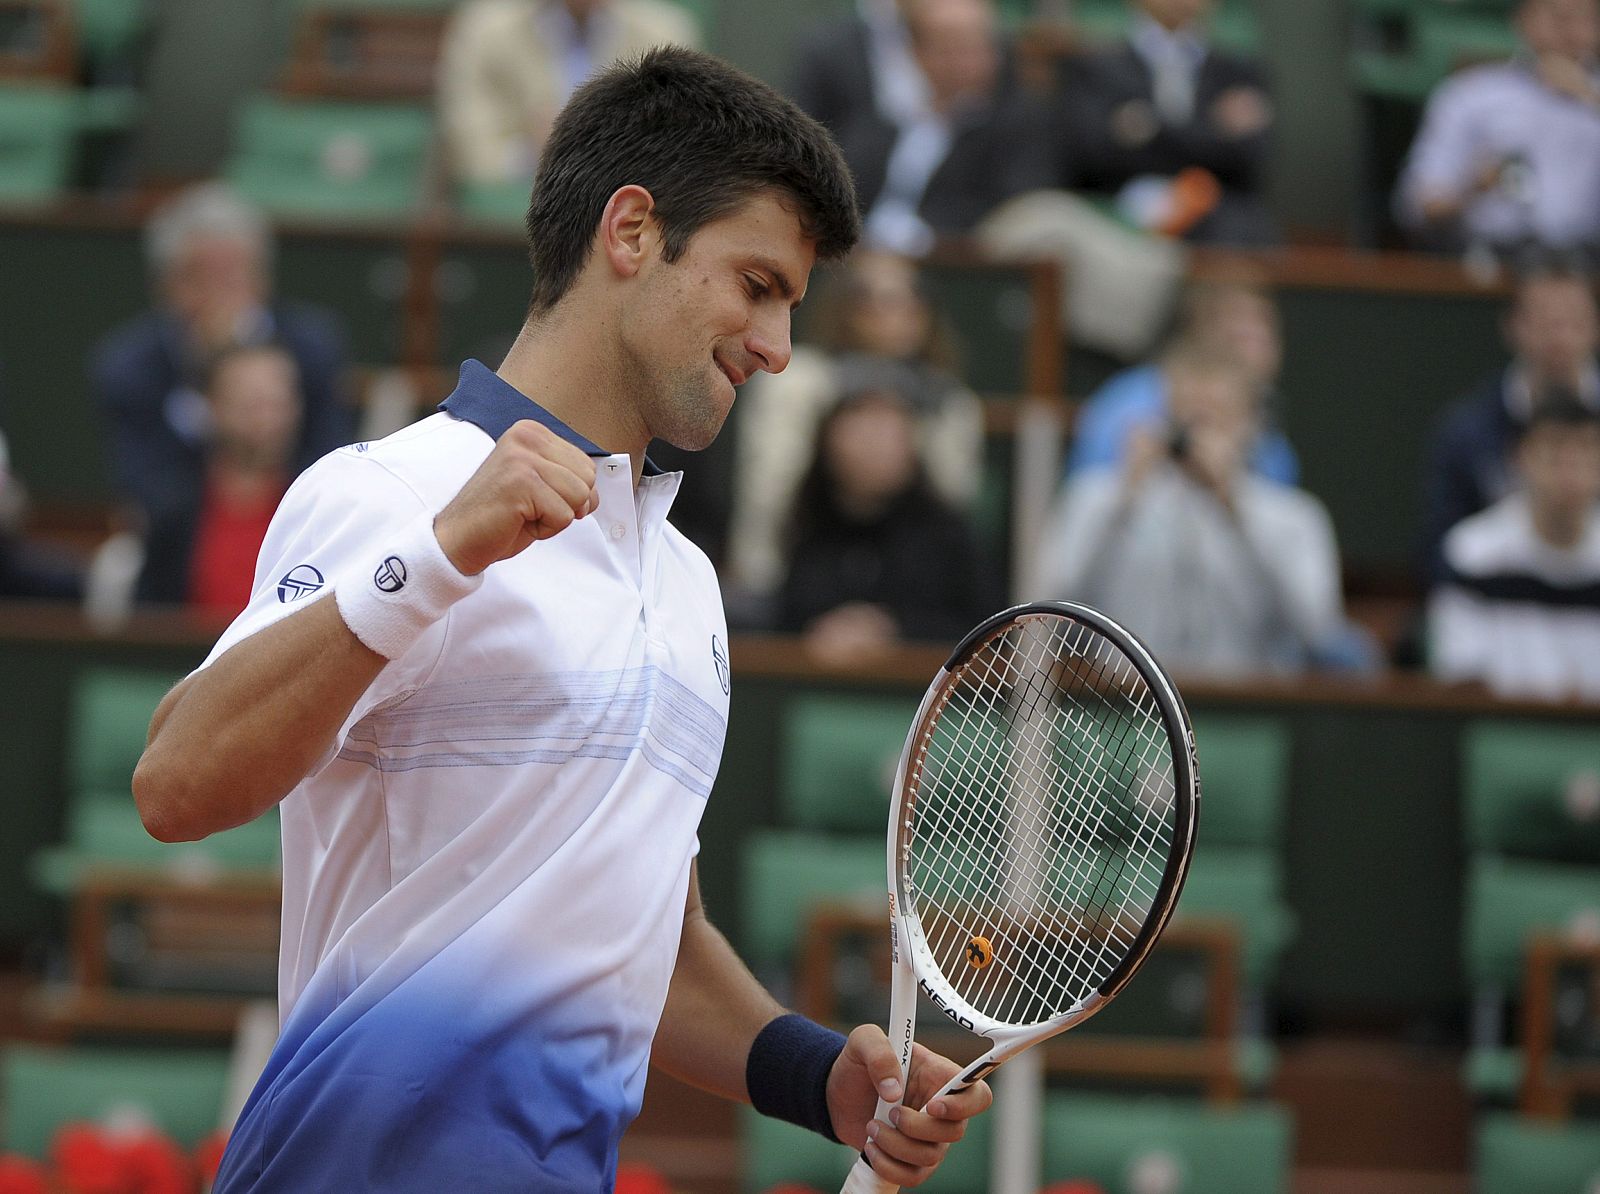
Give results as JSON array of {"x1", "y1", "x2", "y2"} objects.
[{"x1": 335, "y1": 512, "x2": 483, "y2": 661}]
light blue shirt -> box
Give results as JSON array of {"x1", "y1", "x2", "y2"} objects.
[{"x1": 1066, "y1": 363, "x2": 1300, "y2": 485}]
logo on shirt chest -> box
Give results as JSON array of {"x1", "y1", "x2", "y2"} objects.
[{"x1": 712, "y1": 635, "x2": 730, "y2": 696}]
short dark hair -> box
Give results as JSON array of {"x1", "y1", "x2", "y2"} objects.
[{"x1": 525, "y1": 46, "x2": 860, "y2": 315}]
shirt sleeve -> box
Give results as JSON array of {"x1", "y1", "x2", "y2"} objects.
[
  {"x1": 193, "y1": 447, "x2": 453, "y2": 773},
  {"x1": 1426, "y1": 584, "x2": 1489, "y2": 683},
  {"x1": 1396, "y1": 74, "x2": 1482, "y2": 225}
]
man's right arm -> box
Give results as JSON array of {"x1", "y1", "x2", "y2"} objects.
[{"x1": 134, "y1": 419, "x2": 599, "y2": 842}]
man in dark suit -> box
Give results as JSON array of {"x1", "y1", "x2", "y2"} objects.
[
  {"x1": 1421, "y1": 269, "x2": 1600, "y2": 581},
  {"x1": 789, "y1": 0, "x2": 924, "y2": 136},
  {"x1": 91, "y1": 183, "x2": 352, "y2": 535},
  {"x1": 829, "y1": 0, "x2": 1058, "y2": 254},
  {"x1": 1063, "y1": 0, "x2": 1275, "y2": 245}
]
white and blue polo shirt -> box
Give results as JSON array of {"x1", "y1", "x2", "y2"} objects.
[{"x1": 207, "y1": 360, "x2": 732, "y2": 1193}]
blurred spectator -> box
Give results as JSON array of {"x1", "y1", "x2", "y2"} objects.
[
  {"x1": 91, "y1": 183, "x2": 350, "y2": 530},
  {"x1": 726, "y1": 250, "x2": 984, "y2": 599},
  {"x1": 1066, "y1": 276, "x2": 1298, "y2": 482},
  {"x1": 0, "y1": 420, "x2": 83, "y2": 601},
  {"x1": 439, "y1": 0, "x2": 700, "y2": 187},
  {"x1": 789, "y1": 0, "x2": 927, "y2": 134},
  {"x1": 138, "y1": 344, "x2": 302, "y2": 616},
  {"x1": 1395, "y1": 0, "x2": 1600, "y2": 263},
  {"x1": 1421, "y1": 269, "x2": 1599, "y2": 580},
  {"x1": 1032, "y1": 343, "x2": 1351, "y2": 675},
  {"x1": 1428, "y1": 393, "x2": 1600, "y2": 700},
  {"x1": 831, "y1": 0, "x2": 1058, "y2": 255},
  {"x1": 778, "y1": 383, "x2": 1002, "y2": 664},
  {"x1": 1061, "y1": 0, "x2": 1276, "y2": 245}
]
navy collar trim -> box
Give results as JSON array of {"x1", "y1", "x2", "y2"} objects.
[{"x1": 438, "y1": 359, "x2": 664, "y2": 476}]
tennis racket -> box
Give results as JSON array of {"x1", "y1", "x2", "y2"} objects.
[{"x1": 839, "y1": 601, "x2": 1200, "y2": 1194}]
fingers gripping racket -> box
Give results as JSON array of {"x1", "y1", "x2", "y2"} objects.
[{"x1": 839, "y1": 602, "x2": 1200, "y2": 1194}]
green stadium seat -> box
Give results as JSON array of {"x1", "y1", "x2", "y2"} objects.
[
  {"x1": 1416, "y1": 6, "x2": 1519, "y2": 76},
  {"x1": 31, "y1": 668, "x2": 280, "y2": 895},
  {"x1": 0, "y1": 82, "x2": 78, "y2": 202},
  {"x1": 0, "y1": 1044, "x2": 230, "y2": 1159},
  {"x1": 1463, "y1": 857, "x2": 1600, "y2": 991},
  {"x1": 1476, "y1": 1112, "x2": 1600, "y2": 1194},
  {"x1": 1464, "y1": 722, "x2": 1600, "y2": 864},
  {"x1": 1041, "y1": 1093, "x2": 1293, "y2": 1194},
  {"x1": 456, "y1": 180, "x2": 528, "y2": 229},
  {"x1": 780, "y1": 693, "x2": 920, "y2": 832},
  {"x1": 225, "y1": 95, "x2": 433, "y2": 221},
  {"x1": 1068, "y1": 0, "x2": 1261, "y2": 53},
  {"x1": 740, "y1": 831, "x2": 882, "y2": 978},
  {"x1": 1189, "y1": 716, "x2": 1288, "y2": 849},
  {"x1": 1174, "y1": 846, "x2": 1294, "y2": 988},
  {"x1": 73, "y1": 0, "x2": 150, "y2": 70}
]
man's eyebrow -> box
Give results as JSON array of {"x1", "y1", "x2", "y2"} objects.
[{"x1": 750, "y1": 255, "x2": 803, "y2": 306}]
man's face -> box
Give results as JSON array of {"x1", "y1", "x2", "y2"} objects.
[
  {"x1": 1138, "y1": 0, "x2": 1212, "y2": 33},
  {"x1": 1509, "y1": 278, "x2": 1600, "y2": 384},
  {"x1": 208, "y1": 350, "x2": 302, "y2": 468},
  {"x1": 1518, "y1": 420, "x2": 1600, "y2": 522},
  {"x1": 1197, "y1": 288, "x2": 1281, "y2": 385},
  {"x1": 162, "y1": 234, "x2": 267, "y2": 329},
  {"x1": 620, "y1": 191, "x2": 817, "y2": 451},
  {"x1": 911, "y1": 0, "x2": 1000, "y2": 108},
  {"x1": 1519, "y1": 0, "x2": 1600, "y2": 59},
  {"x1": 846, "y1": 252, "x2": 930, "y2": 360}
]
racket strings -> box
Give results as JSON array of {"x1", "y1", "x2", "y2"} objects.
[{"x1": 902, "y1": 615, "x2": 1178, "y2": 1027}]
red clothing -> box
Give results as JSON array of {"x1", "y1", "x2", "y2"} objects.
[{"x1": 187, "y1": 477, "x2": 283, "y2": 617}]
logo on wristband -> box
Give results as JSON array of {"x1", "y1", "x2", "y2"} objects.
[{"x1": 374, "y1": 556, "x2": 408, "y2": 593}]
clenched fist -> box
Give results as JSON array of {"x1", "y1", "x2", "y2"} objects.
[{"x1": 433, "y1": 420, "x2": 600, "y2": 576}]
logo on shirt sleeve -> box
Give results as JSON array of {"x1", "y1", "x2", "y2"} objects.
[
  {"x1": 277, "y1": 565, "x2": 325, "y2": 603},
  {"x1": 374, "y1": 556, "x2": 408, "y2": 593},
  {"x1": 711, "y1": 635, "x2": 730, "y2": 696}
]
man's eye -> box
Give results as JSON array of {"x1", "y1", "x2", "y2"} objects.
[{"x1": 745, "y1": 276, "x2": 768, "y2": 298}]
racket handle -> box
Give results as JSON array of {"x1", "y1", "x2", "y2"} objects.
[{"x1": 839, "y1": 1154, "x2": 899, "y2": 1194}]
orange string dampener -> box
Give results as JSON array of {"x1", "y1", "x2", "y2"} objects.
[{"x1": 966, "y1": 936, "x2": 993, "y2": 969}]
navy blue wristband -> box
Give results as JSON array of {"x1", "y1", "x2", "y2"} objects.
[{"x1": 746, "y1": 1013, "x2": 848, "y2": 1142}]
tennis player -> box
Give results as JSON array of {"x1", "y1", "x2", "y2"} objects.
[{"x1": 133, "y1": 47, "x2": 990, "y2": 1193}]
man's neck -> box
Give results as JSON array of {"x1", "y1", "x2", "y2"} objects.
[
  {"x1": 496, "y1": 310, "x2": 652, "y2": 484},
  {"x1": 1530, "y1": 501, "x2": 1590, "y2": 551}
]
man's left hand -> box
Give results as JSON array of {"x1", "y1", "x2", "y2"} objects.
[{"x1": 826, "y1": 1025, "x2": 993, "y2": 1187}]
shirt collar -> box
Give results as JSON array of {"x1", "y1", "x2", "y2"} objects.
[
  {"x1": 1506, "y1": 359, "x2": 1600, "y2": 417},
  {"x1": 438, "y1": 359, "x2": 664, "y2": 475},
  {"x1": 1130, "y1": 15, "x2": 1207, "y2": 66}
]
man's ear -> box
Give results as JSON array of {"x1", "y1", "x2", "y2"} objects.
[{"x1": 598, "y1": 185, "x2": 658, "y2": 281}]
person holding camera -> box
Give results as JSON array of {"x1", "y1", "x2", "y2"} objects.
[{"x1": 1030, "y1": 340, "x2": 1350, "y2": 676}]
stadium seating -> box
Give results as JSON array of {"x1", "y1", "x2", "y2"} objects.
[
  {"x1": 0, "y1": 81, "x2": 78, "y2": 202},
  {"x1": 28, "y1": 668, "x2": 281, "y2": 1034},
  {"x1": 0, "y1": 1043, "x2": 230, "y2": 1158},
  {"x1": 1040, "y1": 1093, "x2": 1293, "y2": 1194},
  {"x1": 1475, "y1": 1112, "x2": 1600, "y2": 1194},
  {"x1": 1464, "y1": 722, "x2": 1600, "y2": 865},
  {"x1": 225, "y1": 94, "x2": 434, "y2": 221}
]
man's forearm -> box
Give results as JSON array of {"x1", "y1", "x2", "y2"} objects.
[
  {"x1": 651, "y1": 888, "x2": 787, "y2": 1103},
  {"x1": 652, "y1": 907, "x2": 786, "y2": 1102},
  {"x1": 133, "y1": 594, "x2": 387, "y2": 842}
]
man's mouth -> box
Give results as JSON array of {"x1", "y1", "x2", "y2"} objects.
[{"x1": 715, "y1": 356, "x2": 747, "y2": 388}]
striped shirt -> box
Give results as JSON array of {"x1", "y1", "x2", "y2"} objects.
[{"x1": 1430, "y1": 492, "x2": 1600, "y2": 701}]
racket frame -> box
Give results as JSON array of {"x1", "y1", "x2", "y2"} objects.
[{"x1": 844, "y1": 602, "x2": 1199, "y2": 1193}]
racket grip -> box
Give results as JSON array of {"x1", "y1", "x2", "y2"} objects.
[{"x1": 839, "y1": 1154, "x2": 899, "y2": 1194}]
